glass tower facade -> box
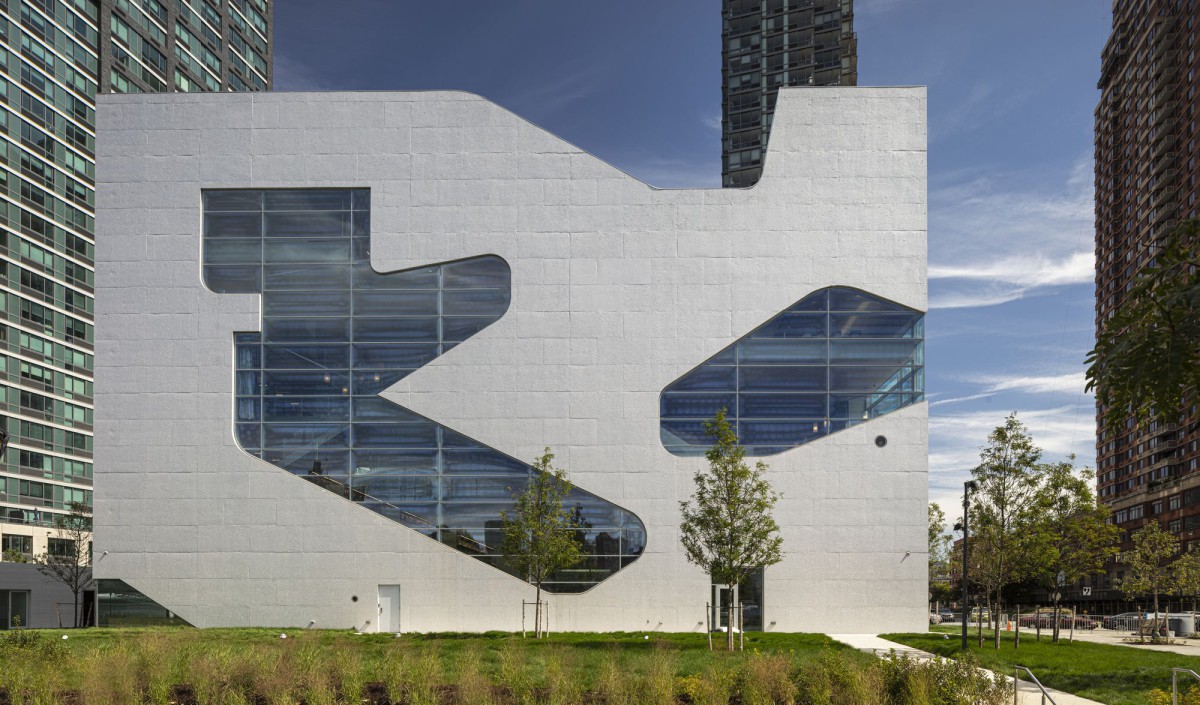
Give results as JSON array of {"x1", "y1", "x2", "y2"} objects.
[
  {"x1": 722, "y1": 0, "x2": 857, "y2": 188},
  {"x1": 0, "y1": 1, "x2": 270, "y2": 548},
  {"x1": 202, "y1": 189, "x2": 647, "y2": 593}
]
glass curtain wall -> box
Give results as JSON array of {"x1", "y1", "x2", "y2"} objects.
[
  {"x1": 202, "y1": 189, "x2": 646, "y2": 593},
  {"x1": 661, "y1": 287, "x2": 924, "y2": 456}
]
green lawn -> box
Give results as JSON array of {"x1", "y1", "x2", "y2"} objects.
[{"x1": 884, "y1": 626, "x2": 1200, "y2": 705}]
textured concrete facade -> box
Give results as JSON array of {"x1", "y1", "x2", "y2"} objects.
[{"x1": 94, "y1": 88, "x2": 928, "y2": 633}]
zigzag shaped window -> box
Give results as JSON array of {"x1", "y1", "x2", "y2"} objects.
[
  {"x1": 202, "y1": 189, "x2": 645, "y2": 593},
  {"x1": 661, "y1": 288, "x2": 924, "y2": 456}
]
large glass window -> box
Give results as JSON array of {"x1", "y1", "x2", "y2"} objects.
[
  {"x1": 203, "y1": 189, "x2": 646, "y2": 593},
  {"x1": 661, "y1": 287, "x2": 924, "y2": 456}
]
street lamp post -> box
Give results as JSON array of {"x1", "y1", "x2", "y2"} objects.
[{"x1": 960, "y1": 479, "x2": 977, "y2": 651}]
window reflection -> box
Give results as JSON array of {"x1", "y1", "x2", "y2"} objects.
[
  {"x1": 660, "y1": 287, "x2": 925, "y2": 456},
  {"x1": 204, "y1": 189, "x2": 646, "y2": 592}
]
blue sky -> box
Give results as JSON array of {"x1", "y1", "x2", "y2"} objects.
[{"x1": 274, "y1": 0, "x2": 1111, "y2": 516}]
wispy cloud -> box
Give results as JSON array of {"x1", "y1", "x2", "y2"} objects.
[
  {"x1": 929, "y1": 156, "x2": 1094, "y2": 310},
  {"x1": 701, "y1": 110, "x2": 721, "y2": 132},
  {"x1": 979, "y1": 371, "x2": 1087, "y2": 396}
]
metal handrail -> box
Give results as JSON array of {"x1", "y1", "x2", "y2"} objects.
[
  {"x1": 1013, "y1": 666, "x2": 1058, "y2": 705},
  {"x1": 1172, "y1": 669, "x2": 1200, "y2": 705}
]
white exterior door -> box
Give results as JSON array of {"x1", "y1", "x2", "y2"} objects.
[{"x1": 376, "y1": 585, "x2": 400, "y2": 633}]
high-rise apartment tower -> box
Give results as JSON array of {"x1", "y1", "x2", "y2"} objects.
[
  {"x1": 1094, "y1": 1, "x2": 1199, "y2": 601},
  {"x1": 0, "y1": 0, "x2": 271, "y2": 616},
  {"x1": 721, "y1": 0, "x2": 857, "y2": 188}
]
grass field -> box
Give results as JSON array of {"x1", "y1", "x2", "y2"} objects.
[
  {"x1": 0, "y1": 627, "x2": 1010, "y2": 704},
  {"x1": 884, "y1": 626, "x2": 1200, "y2": 705}
]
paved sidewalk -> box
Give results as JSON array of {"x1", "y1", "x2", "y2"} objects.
[
  {"x1": 1069, "y1": 628, "x2": 1200, "y2": 657},
  {"x1": 829, "y1": 634, "x2": 1106, "y2": 705}
]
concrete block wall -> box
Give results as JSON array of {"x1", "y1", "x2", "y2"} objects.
[{"x1": 94, "y1": 87, "x2": 928, "y2": 633}]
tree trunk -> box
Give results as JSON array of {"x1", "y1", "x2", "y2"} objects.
[
  {"x1": 726, "y1": 585, "x2": 735, "y2": 652},
  {"x1": 993, "y1": 595, "x2": 1001, "y2": 649},
  {"x1": 535, "y1": 584, "x2": 542, "y2": 639},
  {"x1": 72, "y1": 591, "x2": 79, "y2": 629},
  {"x1": 1014, "y1": 603, "x2": 1020, "y2": 650},
  {"x1": 1153, "y1": 590, "x2": 1161, "y2": 640},
  {"x1": 1052, "y1": 599, "x2": 1060, "y2": 643},
  {"x1": 976, "y1": 604, "x2": 983, "y2": 647}
]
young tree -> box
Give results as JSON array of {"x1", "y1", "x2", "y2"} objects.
[
  {"x1": 928, "y1": 503, "x2": 953, "y2": 610},
  {"x1": 1030, "y1": 461, "x2": 1119, "y2": 642},
  {"x1": 970, "y1": 413, "x2": 1045, "y2": 649},
  {"x1": 34, "y1": 501, "x2": 93, "y2": 628},
  {"x1": 1119, "y1": 521, "x2": 1180, "y2": 640},
  {"x1": 1170, "y1": 548, "x2": 1200, "y2": 612},
  {"x1": 500, "y1": 448, "x2": 583, "y2": 638},
  {"x1": 1086, "y1": 220, "x2": 1200, "y2": 434},
  {"x1": 679, "y1": 408, "x2": 783, "y2": 651}
]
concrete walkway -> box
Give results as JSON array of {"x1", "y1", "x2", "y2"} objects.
[
  {"x1": 829, "y1": 634, "x2": 1106, "y2": 705},
  {"x1": 1069, "y1": 628, "x2": 1200, "y2": 657}
]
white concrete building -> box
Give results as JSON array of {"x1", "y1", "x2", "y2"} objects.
[{"x1": 93, "y1": 87, "x2": 928, "y2": 633}]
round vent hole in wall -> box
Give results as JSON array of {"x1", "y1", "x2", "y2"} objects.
[{"x1": 875, "y1": 435, "x2": 887, "y2": 448}]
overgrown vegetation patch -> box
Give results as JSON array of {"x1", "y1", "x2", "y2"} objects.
[{"x1": 0, "y1": 628, "x2": 1008, "y2": 704}]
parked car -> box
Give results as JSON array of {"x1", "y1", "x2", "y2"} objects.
[{"x1": 938, "y1": 608, "x2": 955, "y2": 622}]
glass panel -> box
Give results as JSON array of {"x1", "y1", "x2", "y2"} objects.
[
  {"x1": 737, "y1": 339, "x2": 826, "y2": 364},
  {"x1": 205, "y1": 239, "x2": 262, "y2": 264},
  {"x1": 442, "y1": 289, "x2": 510, "y2": 316},
  {"x1": 829, "y1": 313, "x2": 921, "y2": 338},
  {"x1": 262, "y1": 423, "x2": 349, "y2": 448},
  {"x1": 263, "y1": 290, "x2": 351, "y2": 317},
  {"x1": 669, "y1": 365, "x2": 737, "y2": 392},
  {"x1": 265, "y1": 239, "x2": 352, "y2": 263},
  {"x1": 204, "y1": 212, "x2": 261, "y2": 237},
  {"x1": 262, "y1": 397, "x2": 350, "y2": 422},
  {"x1": 352, "y1": 344, "x2": 438, "y2": 368},
  {"x1": 204, "y1": 191, "x2": 262, "y2": 211},
  {"x1": 263, "y1": 370, "x2": 349, "y2": 396},
  {"x1": 739, "y1": 393, "x2": 827, "y2": 418},
  {"x1": 443, "y1": 257, "x2": 510, "y2": 287},
  {"x1": 739, "y1": 366, "x2": 827, "y2": 392},
  {"x1": 352, "y1": 396, "x2": 424, "y2": 422},
  {"x1": 264, "y1": 265, "x2": 350, "y2": 291},
  {"x1": 263, "y1": 344, "x2": 350, "y2": 370},
  {"x1": 203, "y1": 265, "x2": 260, "y2": 293},
  {"x1": 443, "y1": 317, "x2": 493, "y2": 342},
  {"x1": 828, "y1": 288, "x2": 899, "y2": 311},
  {"x1": 660, "y1": 393, "x2": 737, "y2": 418},
  {"x1": 352, "y1": 422, "x2": 439, "y2": 448},
  {"x1": 354, "y1": 317, "x2": 438, "y2": 343},
  {"x1": 830, "y1": 367, "x2": 913, "y2": 392},
  {"x1": 750, "y1": 313, "x2": 826, "y2": 338},
  {"x1": 264, "y1": 212, "x2": 351, "y2": 238},
  {"x1": 352, "y1": 449, "x2": 438, "y2": 474},
  {"x1": 356, "y1": 475, "x2": 437, "y2": 502},
  {"x1": 355, "y1": 265, "x2": 439, "y2": 289},
  {"x1": 260, "y1": 449, "x2": 350, "y2": 476},
  {"x1": 264, "y1": 190, "x2": 352, "y2": 211},
  {"x1": 353, "y1": 290, "x2": 439, "y2": 316},
  {"x1": 829, "y1": 340, "x2": 921, "y2": 366},
  {"x1": 263, "y1": 318, "x2": 351, "y2": 343},
  {"x1": 352, "y1": 370, "x2": 408, "y2": 395}
]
